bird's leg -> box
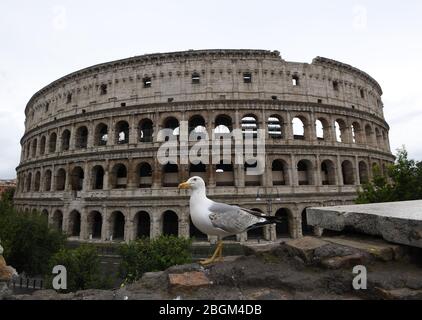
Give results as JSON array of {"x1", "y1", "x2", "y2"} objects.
[{"x1": 199, "y1": 241, "x2": 224, "y2": 266}]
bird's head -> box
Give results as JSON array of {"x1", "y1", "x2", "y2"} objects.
[{"x1": 178, "y1": 176, "x2": 206, "y2": 191}]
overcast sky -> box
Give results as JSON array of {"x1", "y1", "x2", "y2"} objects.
[{"x1": 0, "y1": 0, "x2": 421, "y2": 179}]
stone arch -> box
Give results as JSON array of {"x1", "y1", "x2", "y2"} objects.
[
  {"x1": 359, "y1": 161, "x2": 369, "y2": 184},
  {"x1": 110, "y1": 211, "x2": 125, "y2": 240},
  {"x1": 91, "y1": 165, "x2": 105, "y2": 190},
  {"x1": 351, "y1": 121, "x2": 363, "y2": 144},
  {"x1": 241, "y1": 114, "x2": 258, "y2": 137},
  {"x1": 34, "y1": 171, "x2": 41, "y2": 191},
  {"x1": 292, "y1": 115, "x2": 308, "y2": 140},
  {"x1": 335, "y1": 119, "x2": 348, "y2": 143},
  {"x1": 55, "y1": 168, "x2": 66, "y2": 191},
  {"x1": 341, "y1": 160, "x2": 355, "y2": 185},
  {"x1": 61, "y1": 129, "x2": 71, "y2": 151},
  {"x1": 139, "y1": 118, "x2": 154, "y2": 142},
  {"x1": 216, "y1": 160, "x2": 234, "y2": 186},
  {"x1": 162, "y1": 210, "x2": 179, "y2": 236},
  {"x1": 136, "y1": 162, "x2": 153, "y2": 188},
  {"x1": 69, "y1": 210, "x2": 81, "y2": 237},
  {"x1": 52, "y1": 210, "x2": 63, "y2": 231},
  {"x1": 110, "y1": 163, "x2": 127, "y2": 189},
  {"x1": 275, "y1": 208, "x2": 292, "y2": 238},
  {"x1": 75, "y1": 126, "x2": 88, "y2": 149},
  {"x1": 375, "y1": 127, "x2": 382, "y2": 148},
  {"x1": 26, "y1": 141, "x2": 31, "y2": 159},
  {"x1": 88, "y1": 211, "x2": 103, "y2": 239},
  {"x1": 268, "y1": 115, "x2": 284, "y2": 139},
  {"x1": 315, "y1": 118, "x2": 329, "y2": 140},
  {"x1": 297, "y1": 159, "x2": 314, "y2": 185},
  {"x1": 320, "y1": 159, "x2": 336, "y2": 185},
  {"x1": 115, "y1": 120, "x2": 129, "y2": 144},
  {"x1": 162, "y1": 163, "x2": 179, "y2": 187},
  {"x1": 49, "y1": 132, "x2": 57, "y2": 153},
  {"x1": 94, "y1": 123, "x2": 108, "y2": 146},
  {"x1": 272, "y1": 159, "x2": 288, "y2": 186},
  {"x1": 70, "y1": 166, "x2": 84, "y2": 191},
  {"x1": 365, "y1": 124, "x2": 374, "y2": 146},
  {"x1": 31, "y1": 138, "x2": 38, "y2": 157},
  {"x1": 26, "y1": 172, "x2": 32, "y2": 192},
  {"x1": 162, "y1": 117, "x2": 180, "y2": 139},
  {"x1": 214, "y1": 114, "x2": 233, "y2": 133},
  {"x1": 40, "y1": 136, "x2": 46, "y2": 155},
  {"x1": 135, "y1": 211, "x2": 151, "y2": 238},
  {"x1": 188, "y1": 115, "x2": 207, "y2": 136}
]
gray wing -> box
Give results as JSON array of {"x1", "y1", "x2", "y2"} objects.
[{"x1": 208, "y1": 202, "x2": 266, "y2": 234}]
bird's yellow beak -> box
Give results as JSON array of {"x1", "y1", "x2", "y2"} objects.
[{"x1": 178, "y1": 181, "x2": 191, "y2": 189}]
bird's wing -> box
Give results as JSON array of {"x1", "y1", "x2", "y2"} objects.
[{"x1": 208, "y1": 202, "x2": 266, "y2": 234}]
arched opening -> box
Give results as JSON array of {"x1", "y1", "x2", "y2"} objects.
[
  {"x1": 272, "y1": 160, "x2": 288, "y2": 186},
  {"x1": 292, "y1": 117, "x2": 306, "y2": 140},
  {"x1": 111, "y1": 164, "x2": 127, "y2": 189},
  {"x1": 365, "y1": 124, "x2": 374, "y2": 146},
  {"x1": 316, "y1": 118, "x2": 330, "y2": 141},
  {"x1": 189, "y1": 216, "x2": 207, "y2": 240},
  {"x1": 268, "y1": 115, "x2": 283, "y2": 139},
  {"x1": 88, "y1": 211, "x2": 102, "y2": 239},
  {"x1": 297, "y1": 160, "x2": 313, "y2": 185},
  {"x1": 248, "y1": 208, "x2": 265, "y2": 240},
  {"x1": 342, "y1": 160, "x2": 355, "y2": 185},
  {"x1": 335, "y1": 119, "x2": 348, "y2": 143},
  {"x1": 138, "y1": 163, "x2": 152, "y2": 188},
  {"x1": 69, "y1": 210, "x2": 81, "y2": 237},
  {"x1": 115, "y1": 121, "x2": 129, "y2": 144},
  {"x1": 244, "y1": 160, "x2": 260, "y2": 186},
  {"x1": 189, "y1": 162, "x2": 207, "y2": 181},
  {"x1": 241, "y1": 114, "x2": 258, "y2": 138},
  {"x1": 163, "y1": 117, "x2": 180, "y2": 140},
  {"x1": 49, "y1": 132, "x2": 57, "y2": 153},
  {"x1": 162, "y1": 210, "x2": 178, "y2": 236},
  {"x1": 275, "y1": 208, "x2": 290, "y2": 238},
  {"x1": 214, "y1": 114, "x2": 232, "y2": 134},
  {"x1": 75, "y1": 126, "x2": 88, "y2": 149},
  {"x1": 382, "y1": 130, "x2": 388, "y2": 150},
  {"x1": 34, "y1": 171, "x2": 41, "y2": 191},
  {"x1": 61, "y1": 130, "x2": 71, "y2": 151},
  {"x1": 41, "y1": 209, "x2": 49, "y2": 224},
  {"x1": 321, "y1": 160, "x2": 336, "y2": 185},
  {"x1": 26, "y1": 172, "x2": 32, "y2": 192},
  {"x1": 351, "y1": 122, "x2": 363, "y2": 144},
  {"x1": 163, "y1": 163, "x2": 178, "y2": 187},
  {"x1": 301, "y1": 209, "x2": 313, "y2": 236},
  {"x1": 188, "y1": 115, "x2": 207, "y2": 139},
  {"x1": 31, "y1": 139, "x2": 37, "y2": 157},
  {"x1": 91, "y1": 165, "x2": 104, "y2": 190},
  {"x1": 26, "y1": 142, "x2": 31, "y2": 159},
  {"x1": 139, "y1": 119, "x2": 153, "y2": 142},
  {"x1": 135, "y1": 211, "x2": 151, "y2": 238},
  {"x1": 375, "y1": 127, "x2": 382, "y2": 148},
  {"x1": 44, "y1": 170, "x2": 52, "y2": 191},
  {"x1": 216, "y1": 161, "x2": 234, "y2": 186},
  {"x1": 110, "y1": 211, "x2": 125, "y2": 240},
  {"x1": 70, "y1": 166, "x2": 84, "y2": 191},
  {"x1": 55, "y1": 168, "x2": 66, "y2": 191},
  {"x1": 52, "y1": 210, "x2": 63, "y2": 231},
  {"x1": 94, "y1": 123, "x2": 108, "y2": 146},
  {"x1": 40, "y1": 136, "x2": 46, "y2": 155},
  {"x1": 359, "y1": 161, "x2": 369, "y2": 184}
]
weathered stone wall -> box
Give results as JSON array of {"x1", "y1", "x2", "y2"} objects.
[{"x1": 14, "y1": 49, "x2": 394, "y2": 243}]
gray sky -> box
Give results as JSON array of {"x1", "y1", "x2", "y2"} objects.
[{"x1": 1, "y1": 0, "x2": 421, "y2": 179}]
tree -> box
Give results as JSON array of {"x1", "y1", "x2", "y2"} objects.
[{"x1": 356, "y1": 147, "x2": 422, "y2": 204}]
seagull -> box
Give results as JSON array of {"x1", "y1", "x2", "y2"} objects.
[{"x1": 178, "y1": 176, "x2": 283, "y2": 265}]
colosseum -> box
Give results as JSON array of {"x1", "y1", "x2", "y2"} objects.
[{"x1": 14, "y1": 49, "x2": 394, "y2": 243}]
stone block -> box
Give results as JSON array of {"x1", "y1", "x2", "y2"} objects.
[
  {"x1": 168, "y1": 271, "x2": 211, "y2": 292},
  {"x1": 284, "y1": 237, "x2": 329, "y2": 263},
  {"x1": 321, "y1": 253, "x2": 365, "y2": 269}
]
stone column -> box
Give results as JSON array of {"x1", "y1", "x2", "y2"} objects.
[
  {"x1": 315, "y1": 154, "x2": 322, "y2": 186},
  {"x1": 337, "y1": 155, "x2": 344, "y2": 186},
  {"x1": 129, "y1": 115, "x2": 138, "y2": 145},
  {"x1": 285, "y1": 112, "x2": 293, "y2": 142},
  {"x1": 355, "y1": 156, "x2": 361, "y2": 185},
  {"x1": 101, "y1": 207, "x2": 109, "y2": 241},
  {"x1": 290, "y1": 154, "x2": 298, "y2": 187}
]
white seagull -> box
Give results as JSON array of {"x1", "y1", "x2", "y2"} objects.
[{"x1": 178, "y1": 176, "x2": 283, "y2": 265}]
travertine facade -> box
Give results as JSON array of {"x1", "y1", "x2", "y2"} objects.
[{"x1": 14, "y1": 49, "x2": 394, "y2": 243}]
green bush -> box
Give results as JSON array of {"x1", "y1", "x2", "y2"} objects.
[
  {"x1": 119, "y1": 235, "x2": 192, "y2": 283},
  {"x1": 0, "y1": 207, "x2": 66, "y2": 276},
  {"x1": 46, "y1": 244, "x2": 112, "y2": 293}
]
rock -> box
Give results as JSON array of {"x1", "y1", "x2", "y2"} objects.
[
  {"x1": 307, "y1": 200, "x2": 422, "y2": 248},
  {"x1": 321, "y1": 253, "x2": 365, "y2": 270},
  {"x1": 168, "y1": 271, "x2": 211, "y2": 292},
  {"x1": 284, "y1": 237, "x2": 329, "y2": 263},
  {"x1": 375, "y1": 287, "x2": 422, "y2": 300},
  {"x1": 166, "y1": 263, "x2": 204, "y2": 274}
]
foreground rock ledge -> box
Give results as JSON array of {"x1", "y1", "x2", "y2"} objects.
[
  {"x1": 307, "y1": 200, "x2": 422, "y2": 248},
  {"x1": 4, "y1": 236, "x2": 422, "y2": 301}
]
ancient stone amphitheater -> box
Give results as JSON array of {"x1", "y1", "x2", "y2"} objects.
[{"x1": 14, "y1": 49, "x2": 394, "y2": 243}]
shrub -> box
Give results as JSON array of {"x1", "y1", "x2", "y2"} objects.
[
  {"x1": 0, "y1": 208, "x2": 66, "y2": 276},
  {"x1": 119, "y1": 235, "x2": 192, "y2": 283},
  {"x1": 46, "y1": 244, "x2": 112, "y2": 292}
]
